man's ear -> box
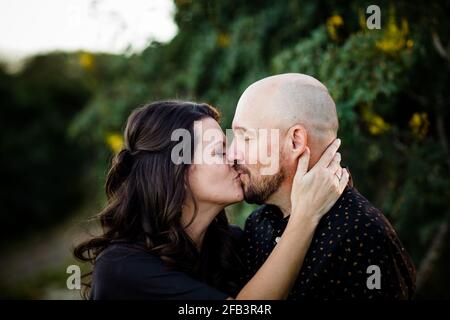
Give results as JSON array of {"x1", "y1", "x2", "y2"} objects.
[{"x1": 288, "y1": 124, "x2": 307, "y2": 155}]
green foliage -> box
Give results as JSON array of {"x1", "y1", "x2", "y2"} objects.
[
  {"x1": 0, "y1": 54, "x2": 88, "y2": 244},
  {"x1": 2, "y1": 0, "x2": 448, "y2": 297},
  {"x1": 69, "y1": 0, "x2": 450, "y2": 296}
]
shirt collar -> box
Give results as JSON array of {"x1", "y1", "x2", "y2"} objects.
[
  {"x1": 259, "y1": 166, "x2": 354, "y2": 223},
  {"x1": 260, "y1": 204, "x2": 288, "y2": 222}
]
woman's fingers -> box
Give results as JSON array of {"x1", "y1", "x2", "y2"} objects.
[
  {"x1": 335, "y1": 167, "x2": 343, "y2": 180},
  {"x1": 290, "y1": 139, "x2": 348, "y2": 224},
  {"x1": 327, "y1": 152, "x2": 341, "y2": 174},
  {"x1": 295, "y1": 147, "x2": 310, "y2": 178},
  {"x1": 338, "y1": 168, "x2": 350, "y2": 193},
  {"x1": 316, "y1": 139, "x2": 341, "y2": 168}
]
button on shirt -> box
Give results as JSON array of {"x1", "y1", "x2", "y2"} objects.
[{"x1": 240, "y1": 187, "x2": 416, "y2": 300}]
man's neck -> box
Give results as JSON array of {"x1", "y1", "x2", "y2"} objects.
[
  {"x1": 268, "y1": 149, "x2": 323, "y2": 218},
  {"x1": 265, "y1": 186, "x2": 292, "y2": 218}
]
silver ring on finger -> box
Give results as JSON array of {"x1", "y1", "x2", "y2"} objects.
[{"x1": 335, "y1": 171, "x2": 342, "y2": 181}]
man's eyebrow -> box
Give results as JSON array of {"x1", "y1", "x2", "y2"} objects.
[
  {"x1": 233, "y1": 126, "x2": 258, "y2": 137},
  {"x1": 233, "y1": 126, "x2": 248, "y2": 132}
]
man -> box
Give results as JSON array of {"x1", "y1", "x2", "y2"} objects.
[{"x1": 228, "y1": 73, "x2": 416, "y2": 300}]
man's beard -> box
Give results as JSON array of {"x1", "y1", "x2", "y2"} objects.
[{"x1": 234, "y1": 164, "x2": 285, "y2": 204}]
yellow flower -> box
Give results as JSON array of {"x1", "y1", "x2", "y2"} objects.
[
  {"x1": 79, "y1": 52, "x2": 94, "y2": 70},
  {"x1": 106, "y1": 133, "x2": 124, "y2": 153},
  {"x1": 368, "y1": 115, "x2": 390, "y2": 135},
  {"x1": 409, "y1": 112, "x2": 429, "y2": 140},
  {"x1": 375, "y1": 7, "x2": 412, "y2": 54},
  {"x1": 358, "y1": 9, "x2": 366, "y2": 30},
  {"x1": 406, "y1": 39, "x2": 414, "y2": 48},
  {"x1": 362, "y1": 105, "x2": 391, "y2": 136},
  {"x1": 328, "y1": 14, "x2": 344, "y2": 27},
  {"x1": 217, "y1": 33, "x2": 231, "y2": 48},
  {"x1": 326, "y1": 14, "x2": 344, "y2": 41}
]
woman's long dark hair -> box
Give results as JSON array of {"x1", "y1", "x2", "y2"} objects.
[{"x1": 74, "y1": 101, "x2": 242, "y2": 298}]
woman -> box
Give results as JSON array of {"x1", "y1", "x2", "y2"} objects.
[{"x1": 74, "y1": 100, "x2": 348, "y2": 299}]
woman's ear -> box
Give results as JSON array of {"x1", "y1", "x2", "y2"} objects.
[{"x1": 288, "y1": 124, "x2": 308, "y2": 155}]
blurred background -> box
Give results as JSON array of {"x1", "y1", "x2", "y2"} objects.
[{"x1": 0, "y1": 0, "x2": 449, "y2": 299}]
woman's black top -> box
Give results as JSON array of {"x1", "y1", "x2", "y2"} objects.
[
  {"x1": 90, "y1": 243, "x2": 229, "y2": 300},
  {"x1": 90, "y1": 226, "x2": 243, "y2": 300}
]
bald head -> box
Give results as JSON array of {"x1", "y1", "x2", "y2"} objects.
[
  {"x1": 229, "y1": 74, "x2": 339, "y2": 208},
  {"x1": 234, "y1": 73, "x2": 338, "y2": 147}
]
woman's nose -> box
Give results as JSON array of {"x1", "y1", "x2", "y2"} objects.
[{"x1": 227, "y1": 139, "x2": 243, "y2": 164}]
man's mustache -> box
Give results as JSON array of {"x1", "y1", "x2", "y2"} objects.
[{"x1": 233, "y1": 163, "x2": 251, "y2": 176}]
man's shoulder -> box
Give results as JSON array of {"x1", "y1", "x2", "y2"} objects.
[
  {"x1": 326, "y1": 187, "x2": 388, "y2": 227},
  {"x1": 243, "y1": 204, "x2": 277, "y2": 229},
  {"x1": 320, "y1": 187, "x2": 400, "y2": 248}
]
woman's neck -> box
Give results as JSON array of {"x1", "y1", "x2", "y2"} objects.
[{"x1": 181, "y1": 201, "x2": 223, "y2": 250}]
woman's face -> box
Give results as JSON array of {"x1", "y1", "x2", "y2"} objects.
[{"x1": 188, "y1": 117, "x2": 244, "y2": 206}]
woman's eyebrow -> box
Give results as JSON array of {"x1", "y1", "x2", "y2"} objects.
[{"x1": 233, "y1": 126, "x2": 248, "y2": 133}]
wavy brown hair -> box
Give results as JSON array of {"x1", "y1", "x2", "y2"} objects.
[{"x1": 74, "y1": 101, "x2": 242, "y2": 298}]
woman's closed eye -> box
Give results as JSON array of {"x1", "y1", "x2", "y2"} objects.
[{"x1": 212, "y1": 151, "x2": 227, "y2": 157}]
